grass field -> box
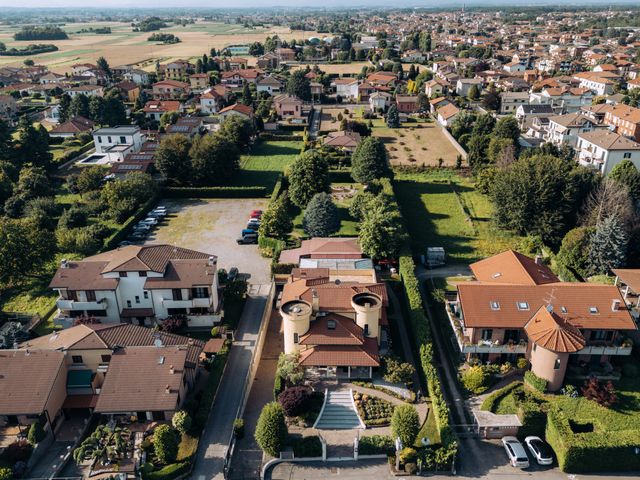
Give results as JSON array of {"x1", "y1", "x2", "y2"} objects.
[
  {"x1": 232, "y1": 139, "x2": 302, "y2": 191},
  {"x1": 394, "y1": 169, "x2": 523, "y2": 263}
]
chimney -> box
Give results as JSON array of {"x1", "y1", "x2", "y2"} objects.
[
  {"x1": 311, "y1": 289, "x2": 319, "y2": 313},
  {"x1": 208, "y1": 256, "x2": 215, "y2": 267},
  {"x1": 61, "y1": 258, "x2": 68, "y2": 269},
  {"x1": 612, "y1": 299, "x2": 621, "y2": 312},
  {"x1": 169, "y1": 365, "x2": 175, "y2": 374},
  {"x1": 165, "y1": 385, "x2": 171, "y2": 394},
  {"x1": 534, "y1": 255, "x2": 543, "y2": 265}
]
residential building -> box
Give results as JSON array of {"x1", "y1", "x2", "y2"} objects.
[
  {"x1": 455, "y1": 78, "x2": 483, "y2": 97},
  {"x1": 500, "y1": 92, "x2": 529, "y2": 115},
  {"x1": 437, "y1": 103, "x2": 460, "y2": 127},
  {"x1": 199, "y1": 89, "x2": 223, "y2": 114},
  {"x1": 114, "y1": 80, "x2": 140, "y2": 102},
  {"x1": 49, "y1": 116, "x2": 96, "y2": 139},
  {"x1": 49, "y1": 245, "x2": 220, "y2": 328},
  {"x1": 448, "y1": 250, "x2": 637, "y2": 391},
  {"x1": 0, "y1": 94, "x2": 18, "y2": 123},
  {"x1": 603, "y1": 104, "x2": 640, "y2": 142},
  {"x1": 331, "y1": 78, "x2": 360, "y2": 101},
  {"x1": 152, "y1": 80, "x2": 190, "y2": 100},
  {"x1": 218, "y1": 103, "x2": 254, "y2": 120},
  {"x1": 65, "y1": 85, "x2": 103, "y2": 98},
  {"x1": 256, "y1": 76, "x2": 284, "y2": 95},
  {"x1": 143, "y1": 100, "x2": 183, "y2": 121},
  {"x1": 273, "y1": 94, "x2": 304, "y2": 120},
  {"x1": 278, "y1": 237, "x2": 373, "y2": 270},
  {"x1": 546, "y1": 112, "x2": 602, "y2": 147},
  {"x1": 396, "y1": 95, "x2": 419, "y2": 114},
  {"x1": 322, "y1": 130, "x2": 362, "y2": 154},
  {"x1": 124, "y1": 69, "x2": 151, "y2": 85},
  {"x1": 189, "y1": 73, "x2": 210, "y2": 92},
  {"x1": 161, "y1": 60, "x2": 193, "y2": 79},
  {"x1": 280, "y1": 268, "x2": 387, "y2": 379},
  {"x1": 576, "y1": 130, "x2": 640, "y2": 175},
  {"x1": 424, "y1": 79, "x2": 445, "y2": 98},
  {"x1": 369, "y1": 91, "x2": 391, "y2": 112},
  {"x1": 93, "y1": 126, "x2": 143, "y2": 157},
  {"x1": 572, "y1": 72, "x2": 618, "y2": 96}
]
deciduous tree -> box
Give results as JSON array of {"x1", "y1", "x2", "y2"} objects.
[{"x1": 288, "y1": 149, "x2": 330, "y2": 207}]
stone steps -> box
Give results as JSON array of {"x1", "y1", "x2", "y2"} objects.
[{"x1": 314, "y1": 390, "x2": 363, "y2": 430}]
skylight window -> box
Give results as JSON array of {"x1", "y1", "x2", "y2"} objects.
[
  {"x1": 492, "y1": 272, "x2": 502, "y2": 278},
  {"x1": 561, "y1": 306, "x2": 568, "y2": 314},
  {"x1": 517, "y1": 302, "x2": 530, "y2": 311},
  {"x1": 589, "y1": 307, "x2": 599, "y2": 314},
  {"x1": 327, "y1": 320, "x2": 336, "y2": 330},
  {"x1": 490, "y1": 301, "x2": 500, "y2": 310}
]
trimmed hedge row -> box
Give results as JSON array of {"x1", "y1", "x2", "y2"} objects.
[
  {"x1": 524, "y1": 370, "x2": 548, "y2": 393},
  {"x1": 546, "y1": 407, "x2": 640, "y2": 473},
  {"x1": 259, "y1": 132, "x2": 302, "y2": 141},
  {"x1": 163, "y1": 186, "x2": 267, "y2": 198},
  {"x1": 142, "y1": 462, "x2": 190, "y2": 480},
  {"x1": 54, "y1": 141, "x2": 94, "y2": 166},
  {"x1": 480, "y1": 381, "x2": 522, "y2": 411}
]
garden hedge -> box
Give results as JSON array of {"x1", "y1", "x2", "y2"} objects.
[
  {"x1": 163, "y1": 186, "x2": 267, "y2": 198},
  {"x1": 546, "y1": 407, "x2": 640, "y2": 473},
  {"x1": 288, "y1": 435, "x2": 322, "y2": 458},
  {"x1": 359, "y1": 435, "x2": 394, "y2": 455},
  {"x1": 141, "y1": 461, "x2": 190, "y2": 480},
  {"x1": 191, "y1": 344, "x2": 229, "y2": 435},
  {"x1": 480, "y1": 381, "x2": 522, "y2": 411},
  {"x1": 524, "y1": 370, "x2": 548, "y2": 393}
]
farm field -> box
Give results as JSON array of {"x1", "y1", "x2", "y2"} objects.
[
  {"x1": 232, "y1": 139, "x2": 302, "y2": 191},
  {"x1": 373, "y1": 122, "x2": 463, "y2": 167},
  {"x1": 394, "y1": 169, "x2": 523, "y2": 263},
  {"x1": 0, "y1": 21, "x2": 313, "y2": 72}
]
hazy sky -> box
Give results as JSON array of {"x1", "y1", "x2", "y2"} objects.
[{"x1": 2, "y1": 0, "x2": 637, "y2": 8}]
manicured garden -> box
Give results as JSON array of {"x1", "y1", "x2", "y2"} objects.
[
  {"x1": 353, "y1": 391, "x2": 395, "y2": 426},
  {"x1": 481, "y1": 376, "x2": 640, "y2": 472}
]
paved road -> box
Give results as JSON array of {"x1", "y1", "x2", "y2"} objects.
[
  {"x1": 268, "y1": 458, "x2": 640, "y2": 480},
  {"x1": 191, "y1": 284, "x2": 271, "y2": 480}
]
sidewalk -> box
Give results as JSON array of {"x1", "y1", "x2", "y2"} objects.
[{"x1": 191, "y1": 284, "x2": 271, "y2": 480}]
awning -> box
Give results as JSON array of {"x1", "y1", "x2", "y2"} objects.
[
  {"x1": 67, "y1": 369, "x2": 93, "y2": 389},
  {"x1": 63, "y1": 394, "x2": 98, "y2": 409},
  {"x1": 120, "y1": 308, "x2": 154, "y2": 318}
]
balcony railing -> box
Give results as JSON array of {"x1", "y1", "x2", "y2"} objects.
[
  {"x1": 162, "y1": 297, "x2": 212, "y2": 309},
  {"x1": 574, "y1": 343, "x2": 633, "y2": 356},
  {"x1": 192, "y1": 297, "x2": 213, "y2": 308},
  {"x1": 57, "y1": 298, "x2": 107, "y2": 310}
]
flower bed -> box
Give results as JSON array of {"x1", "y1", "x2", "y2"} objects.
[{"x1": 353, "y1": 392, "x2": 395, "y2": 426}]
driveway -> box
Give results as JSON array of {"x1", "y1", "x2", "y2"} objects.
[
  {"x1": 144, "y1": 198, "x2": 270, "y2": 284},
  {"x1": 191, "y1": 284, "x2": 272, "y2": 480}
]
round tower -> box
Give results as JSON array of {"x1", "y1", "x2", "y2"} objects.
[
  {"x1": 351, "y1": 292, "x2": 382, "y2": 340},
  {"x1": 280, "y1": 300, "x2": 312, "y2": 354}
]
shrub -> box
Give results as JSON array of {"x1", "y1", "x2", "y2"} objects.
[
  {"x1": 383, "y1": 356, "x2": 415, "y2": 385},
  {"x1": 358, "y1": 435, "x2": 394, "y2": 455},
  {"x1": 399, "y1": 446, "x2": 417, "y2": 464},
  {"x1": 255, "y1": 402, "x2": 287, "y2": 457},
  {"x1": 0, "y1": 468, "x2": 11, "y2": 480},
  {"x1": 160, "y1": 315, "x2": 186, "y2": 333},
  {"x1": 516, "y1": 357, "x2": 529, "y2": 370},
  {"x1": 153, "y1": 425, "x2": 179, "y2": 465},
  {"x1": 461, "y1": 365, "x2": 489, "y2": 394},
  {"x1": 288, "y1": 435, "x2": 322, "y2": 457},
  {"x1": 524, "y1": 370, "x2": 547, "y2": 393},
  {"x1": 12, "y1": 461, "x2": 27, "y2": 478},
  {"x1": 3, "y1": 440, "x2": 32, "y2": 463},
  {"x1": 141, "y1": 462, "x2": 190, "y2": 480},
  {"x1": 233, "y1": 419, "x2": 244, "y2": 439},
  {"x1": 171, "y1": 411, "x2": 192, "y2": 434},
  {"x1": 391, "y1": 404, "x2": 420, "y2": 447},
  {"x1": 405, "y1": 462, "x2": 417, "y2": 474},
  {"x1": 210, "y1": 326, "x2": 220, "y2": 338},
  {"x1": 581, "y1": 378, "x2": 617, "y2": 407},
  {"x1": 273, "y1": 375, "x2": 284, "y2": 400},
  {"x1": 278, "y1": 386, "x2": 312, "y2": 417},
  {"x1": 480, "y1": 381, "x2": 522, "y2": 412},
  {"x1": 27, "y1": 419, "x2": 45, "y2": 445}
]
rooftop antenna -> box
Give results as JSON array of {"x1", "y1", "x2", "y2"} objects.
[{"x1": 543, "y1": 288, "x2": 557, "y2": 314}]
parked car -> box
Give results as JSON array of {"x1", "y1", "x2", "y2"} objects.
[
  {"x1": 129, "y1": 231, "x2": 147, "y2": 241},
  {"x1": 237, "y1": 234, "x2": 258, "y2": 244},
  {"x1": 149, "y1": 210, "x2": 166, "y2": 218},
  {"x1": 228, "y1": 267, "x2": 239, "y2": 282},
  {"x1": 134, "y1": 224, "x2": 151, "y2": 232},
  {"x1": 247, "y1": 219, "x2": 260, "y2": 228},
  {"x1": 250, "y1": 209, "x2": 263, "y2": 216},
  {"x1": 140, "y1": 217, "x2": 158, "y2": 225},
  {"x1": 242, "y1": 228, "x2": 256, "y2": 236},
  {"x1": 524, "y1": 437, "x2": 553, "y2": 466},
  {"x1": 502, "y1": 437, "x2": 530, "y2": 469}
]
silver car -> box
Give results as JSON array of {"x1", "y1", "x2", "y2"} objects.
[{"x1": 502, "y1": 436, "x2": 530, "y2": 469}]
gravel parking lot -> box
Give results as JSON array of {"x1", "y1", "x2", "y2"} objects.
[{"x1": 144, "y1": 198, "x2": 271, "y2": 284}]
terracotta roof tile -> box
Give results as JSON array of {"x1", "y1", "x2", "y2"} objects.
[
  {"x1": 299, "y1": 313, "x2": 365, "y2": 346},
  {"x1": 470, "y1": 250, "x2": 559, "y2": 285},
  {"x1": 524, "y1": 306, "x2": 586, "y2": 353}
]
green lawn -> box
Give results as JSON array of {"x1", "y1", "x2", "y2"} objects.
[
  {"x1": 394, "y1": 170, "x2": 523, "y2": 263},
  {"x1": 415, "y1": 403, "x2": 441, "y2": 447},
  {"x1": 232, "y1": 140, "x2": 302, "y2": 191}
]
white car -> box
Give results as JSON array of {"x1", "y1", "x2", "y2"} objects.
[
  {"x1": 134, "y1": 223, "x2": 151, "y2": 232},
  {"x1": 502, "y1": 436, "x2": 529, "y2": 469},
  {"x1": 140, "y1": 217, "x2": 158, "y2": 225},
  {"x1": 524, "y1": 436, "x2": 553, "y2": 466}
]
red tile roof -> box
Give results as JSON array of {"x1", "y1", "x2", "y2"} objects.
[
  {"x1": 298, "y1": 338, "x2": 379, "y2": 367},
  {"x1": 524, "y1": 306, "x2": 586, "y2": 353},
  {"x1": 299, "y1": 313, "x2": 365, "y2": 346},
  {"x1": 470, "y1": 250, "x2": 559, "y2": 285}
]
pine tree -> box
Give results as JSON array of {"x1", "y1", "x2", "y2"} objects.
[
  {"x1": 588, "y1": 215, "x2": 628, "y2": 275},
  {"x1": 241, "y1": 81, "x2": 252, "y2": 106},
  {"x1": 303, "y1": 192, "x2": 339, "y2": 237},
  {"x1": 386, "y1": 104, "x2": 400, "y2": 128}
]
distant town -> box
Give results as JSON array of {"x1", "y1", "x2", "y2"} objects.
[{"x1": 0, "y1": 5, "x2": 639, "y2": 480}]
